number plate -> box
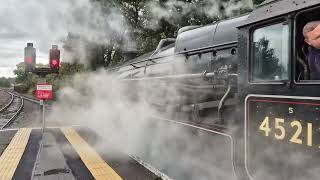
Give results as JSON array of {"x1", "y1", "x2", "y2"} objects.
[{"x1": 246, "y1": 95, "x2": 320, "y2": 180}]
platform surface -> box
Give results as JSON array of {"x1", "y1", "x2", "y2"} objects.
[{"x1": 0, "y1": 127, "x2": 160, "y2": 180}]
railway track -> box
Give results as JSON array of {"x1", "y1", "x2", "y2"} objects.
[
  {"x1": 10, "y1": 91, "x2": 40, "y2": 104},
  {"x1": 0, "y1": 92, "x2": 24, "y2": 129}
]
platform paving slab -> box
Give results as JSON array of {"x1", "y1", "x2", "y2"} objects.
[{"x1": 33, "y1": 131, "x2": 75, "y2": 180}]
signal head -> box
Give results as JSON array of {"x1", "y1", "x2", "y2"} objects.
[
  {"x1": 24, "y1": 43, "x2": 36, "y2": 73},
  {"x1": 49, "y1": 45, "x2": 60, "y2": 73}
]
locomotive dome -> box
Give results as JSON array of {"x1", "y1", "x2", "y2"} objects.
[
  {"x1": 175, "y1": 15, "x2": 248, "y2": 53},
  {"x1": 113, "y1": 14, "x2": 249, "y2": 73}
]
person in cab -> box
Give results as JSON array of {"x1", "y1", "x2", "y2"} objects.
[{"x1": 303, "y1": 21, "x2": 320, "y2": 80}]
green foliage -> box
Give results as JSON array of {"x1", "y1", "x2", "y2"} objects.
[
  {"x1": 14, "y1": 62, "x2": 38, "y2": 92},
  {"x1": 59, "y1": 62, "x2": 85, "y2": 78},
  {"x1": 0, "y1": 77, "x2": 11, "y2": 87},
  {"x1": 61, "y1": 0, "x2": 253, "y2": 70},
  {"x1": 253, "y1": 0, "x2": 265, "y2": 5},
  {"x1": 254, "y1": 37, "x2": 280, "y2": 79}
]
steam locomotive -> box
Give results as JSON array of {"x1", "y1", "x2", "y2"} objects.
[{"x1": 110, "y1": 0, "x2": 320, "y2": 179}]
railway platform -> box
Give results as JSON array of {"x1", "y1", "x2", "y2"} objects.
[{"x1": 0, "y1": 127, "x2": 162, "y2": 180}]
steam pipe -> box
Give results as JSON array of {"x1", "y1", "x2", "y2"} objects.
[
  {"x1": 120, "y1": 72, "x2": 216, "y2": 81},
  {"x1": 154, "y1": 38, "x2": 176, "y2": 53},
  {"x1": 148, "y1": 38, "x2": 176, "y2": 59},
  {"x1": 218, "y1": 84, "x2": 231, "y2": 125},
  {"x1": 217, "y1": 74, "x2": 237, "y2": 124}
]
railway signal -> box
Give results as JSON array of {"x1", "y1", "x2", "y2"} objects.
[
  {"x1": 24, "y1": 43, "x2": 36, "y2": 73},
  {"x1": 49, "y1": 45, "x2": 60, "y2": 73}
]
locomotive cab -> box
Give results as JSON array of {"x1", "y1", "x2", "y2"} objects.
[
  {"x1": 295, "y1": 6, "x2": 320, "y2": 82},
  {"x1": 237, "y1": 1, "x2": 320, "y2": 180}
]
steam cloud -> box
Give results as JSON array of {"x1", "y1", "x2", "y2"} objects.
[
  {"x1": 35, "y1": 1, "x2": 320, "y2": 180},
  {"x1": 47, "y1": 70, "x2": 237, "y2": 180},
  {"x1": 1, "y1": 0, "x2": 253, "y2": 67},
  {"x1": 0, "y1": 0, "x2": 129, "y2": 65},
  {"x1": 8, "y1": 0, "x2": 255, "y2": 179},
  {"x1": 147, "y1": 0, "x2": 253, "y2": 28}
]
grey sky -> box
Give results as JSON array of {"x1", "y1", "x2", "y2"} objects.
[
  {"x1": 0, "y1": 0, "x2": 126, "y2": 77},
  {"x1": 0, "y1": 0, "x2": 253, "y2": 77},
  {"x1": 0, "y1": 0, "x2": 65, "y2": 77}
]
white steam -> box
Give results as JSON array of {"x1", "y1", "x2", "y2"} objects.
[
  {"x1": 47, "y1": 70, "x2": 236, "y2": 180},
  {"x1": 147, "y1": 0, "x2": 253, "y2": 28},
  {"x1": 0, "y1": 0, "x2": 128, "y2": 65}
]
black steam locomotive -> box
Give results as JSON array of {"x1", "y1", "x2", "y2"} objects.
[{"x1": 111, "y1": 0, "x2": 320, "y2": 179}]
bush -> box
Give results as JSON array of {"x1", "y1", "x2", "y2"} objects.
[
  {"x1": 14, "y1": 84, "x2": 29, "y2": 93},
  {"x1": 0, "y1": 77, "x2": 11, "y2": 87}
]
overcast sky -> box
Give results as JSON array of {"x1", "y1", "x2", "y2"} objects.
[
  {"x1": 0, "y1": 0, "x2": 119, "y2": 77},
  {"x1": 0, "y1": 0, "x2": 67, "y2": 77},
  {"x1": 0, "y1": 0, "x2": 253, "y2": 78},
  {"x1": 0, "y1": 34, "x2": 50, "y2": 77}
]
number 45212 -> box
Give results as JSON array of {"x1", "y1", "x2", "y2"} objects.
[{"x1": 259, "y1": 116, "x2": 313, "y2": 146}]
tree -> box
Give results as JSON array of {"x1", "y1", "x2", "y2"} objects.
[
  {"x1": 0, "y1": 77, "x2": 11, "y2": 87},
  {"x1": 253, "y1": 0, "x2": 265, "y2": 5},
  {"x1": 254, "y1": 37, "x2": 280, "y2": 79},
  {"x1": 13, "y1": 62, "x2": 38, "y2": 93},
  {"x1": 62, "y1": 0, "x2": 254, "y2": 70}
]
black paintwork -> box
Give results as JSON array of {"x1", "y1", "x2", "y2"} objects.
[
  {"x1": 110, "y1": 1, "x2": 320, "y2": 179},
  {"x1": 239, "y1": 0, "x2": 320, "y2": 27}
]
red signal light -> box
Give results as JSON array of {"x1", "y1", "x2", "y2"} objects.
[
  {"x1": 26, "y1": 57, "x2": 33, "y2": 64},
  {"x1": 51, "y1": 59, "x2": 59, "y2": 67},
  {"x1": 49, "y1": 45, "x2": 60, "y2": 73},
  {"x1": 24, "y1": 43, "x2": 36, "y2": 72}
]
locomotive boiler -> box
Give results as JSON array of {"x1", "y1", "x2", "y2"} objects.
[{"x1": 110, "y1": 0, "x2": 320, "y2": 179}]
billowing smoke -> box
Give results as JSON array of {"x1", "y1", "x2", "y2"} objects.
[
  {"x1": 23, "y1": 0, "x2": 258, "y2": 179},
  {"x1": 146, "y1": 0, "x2": 253, "y2": 28},
  {"x1": 0, "y1": 0, "x2": 129, "y2": 65},
  {"x1": 47, "y1": 69, "x2": 237, "y2": 180},
  {"x1": 0, "y1": 0, "x2": 253, "y2": 68}
]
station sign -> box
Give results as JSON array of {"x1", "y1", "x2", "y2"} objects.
[{"x1": 36, "y1": 84, "x2": 53, "y2": 100}]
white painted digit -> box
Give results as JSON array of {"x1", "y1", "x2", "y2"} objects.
[
  {"x1": 274, "y1": 118, "x2": 285, "y2": 140},
  {"x1": 259, "y1": 116, "x2": 271, "y2": 136},
  {"x1": 290, "y1": 120, "x2": 302, "y2": 144},
  {"x1": 307, "y1": 123, "x2": 313, "y2": 146}
]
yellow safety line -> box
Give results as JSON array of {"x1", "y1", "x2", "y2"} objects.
[
  {"x1": 61, "y1": 127, "x2": 122, "y2": 180},
  {"x1": 0, "y1": 128, "x2": 32, "y2": 180}
]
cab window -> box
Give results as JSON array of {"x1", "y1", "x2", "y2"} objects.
[
  {"x1": 251, "y1": 22, "x2": 289, "y2": 82},
  {"x1": 295, "y1": 7, "x2": 320, "y2": 81}
]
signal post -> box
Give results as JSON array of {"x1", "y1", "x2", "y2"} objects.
[
  {"x1": 24, "y1": 43, "x2": 60, "y2": 135},
  {"x1": 24, "y1": 43, "x2": 61, "y2": 173}
]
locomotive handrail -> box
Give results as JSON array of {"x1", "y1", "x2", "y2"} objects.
[
  {"x1": 120, "y1": 70, "x2": 238, "y2": 82},
  {"x1": 120, "y1": 72, "x2": 216, "y2": 81},
  {"x1": 109, "y1": 41, "x2": 238, "y2": 71}
]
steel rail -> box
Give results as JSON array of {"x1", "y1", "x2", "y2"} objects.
[
  {"x1": 10, "y1": 91, "x2": 40, "y2": 104},
  {"x1": 0, "y1": 91, "x2": 14, "y2": 112},
  {"x1": 0, "y1": 92, "x2": 24, "y2": 129},
  {"x1": 128, "y1": 155, "x2": 173, "y2": 180}
]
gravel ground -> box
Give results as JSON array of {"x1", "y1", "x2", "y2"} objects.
[
  {"x1": 8, "y1": 94, "x2": 68, "y2": 128},
  {"x1": 0, "y1": 90, "x2": 11, "y2": 109},
  {"x1": 9, "y1": 99, "x2": 42, "y2": 128}
]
